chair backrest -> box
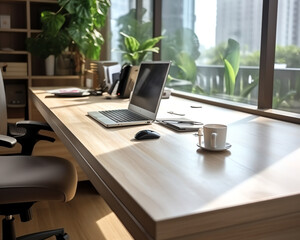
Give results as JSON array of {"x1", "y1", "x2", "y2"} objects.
[{"x1": 0, "y1": 70, "x2": 8, "y2": 135}]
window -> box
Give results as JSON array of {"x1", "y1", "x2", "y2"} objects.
[
  {"x1": 109, "y1": 0, "x2": 153, "y2": 64},
  {"x1": 161, "y1": 0, "x2": 263, "y2": 106},
  {"x1": 273, "y1": 0, "x2": 300, "y2": 114},
  {"x1": 107, "y1": 0, "x2": 300, "y2": 122}
]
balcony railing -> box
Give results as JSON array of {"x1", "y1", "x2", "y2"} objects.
[{"x1": 167, "y1": 65, "x2": 300, "y2": 113}]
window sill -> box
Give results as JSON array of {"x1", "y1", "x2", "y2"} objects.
[{"x1": 172, "y1": 90, "x2": 300, "y2": 124}]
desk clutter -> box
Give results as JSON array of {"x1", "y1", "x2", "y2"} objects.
[
  {"x1": 156, "y1": 118, "x2": 203, "y2": 132},
  {"x1": 83, "y1": 61, "x2": 173, "y2": 100}
]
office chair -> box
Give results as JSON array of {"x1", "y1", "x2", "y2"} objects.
[
  {"x1": 0, "y1": 134, "x2": 78, "y2": 240},
  {"x1": 0, "y1": 69, "x2": 55, "y2": 155}
]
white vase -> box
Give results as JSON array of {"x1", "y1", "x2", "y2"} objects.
[{"x1": 45, "y1": 55, "x2": 55, "y2": 76}]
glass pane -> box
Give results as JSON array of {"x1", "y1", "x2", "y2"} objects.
[
  {"x1": 274, "y1": 0, "x2": 300, "y2": 114},
  {"x1": 161, "y1": 0, "x2": 263, "y2": 106},
  {"x1": 109, "y1": 0, "x2": 153, "y2": 65}
]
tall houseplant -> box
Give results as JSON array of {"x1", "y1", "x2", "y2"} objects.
[
  {"x1": 222, "y1": 38, "x2": 240, "y2": 95},
  {"x1": 26, "y1": 0, "x2": 110, "y2": 73}
]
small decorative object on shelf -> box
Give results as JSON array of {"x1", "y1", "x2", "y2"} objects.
[{"x1": 0, "y1": 15, "x2": 11, "y2": 29}]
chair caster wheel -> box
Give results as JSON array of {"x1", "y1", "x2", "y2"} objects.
[{"x1": 56, "y1": 233, "x2": 69, "y2": 240}]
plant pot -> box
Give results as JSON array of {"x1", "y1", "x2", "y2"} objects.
[
  {"x1": 55, "y1": 54, "x2": 74, "y2": 75},
  {"x1": 45, "y1": 55, "x2": 55, "y2": 76}
]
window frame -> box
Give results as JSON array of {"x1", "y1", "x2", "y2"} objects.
[{"x1": 152, "y1": 0, "x2": 300, "y2": 124}]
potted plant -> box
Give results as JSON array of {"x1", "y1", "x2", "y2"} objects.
[
  {"x1": 119, "y1": 32, "x2": 163, "y2": 66},
  {"x1": 26, "y1": 0, "x2": 110, "y2": 75}
]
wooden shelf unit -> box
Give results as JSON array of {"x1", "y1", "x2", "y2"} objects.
[{"x1": 0, "y1": 0, "x2": 81, "y2": 120}]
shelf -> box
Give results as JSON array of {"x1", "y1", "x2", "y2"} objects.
[
  {"x1": 1, "y1": 0, "x2": 82, "y2": 120},
  {"x1": 7, "y1": 104, "x2": 26, "y2": 108},
  {"x1": 0, "y1": 0, "x2": 57, "y2": 3},
  {"x1": 31, "y1": 75, "x2": 80, "y2": 80},
  {"x1": 30, "y1": 0, "x2": 57, "y2": 3},
  {"x1": 0, "y1": 0, "x2": 27, "y2": 2},
  {"x1": 0, "y1": 28, "x2": 28, "y2": 33},
  {"x1": 0, "y1": 50, "x2": 28, "y2": 54},
  {"x1": 30, "y1": 29, "x2": 42, "y2": 33},
  {"x1": 2, "y1": 76, "x2": 28, "y2": 79}
]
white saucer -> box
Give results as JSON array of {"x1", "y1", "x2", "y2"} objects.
[{"x1": 197, "y1": 143, "x2": 232, "y2": 152}]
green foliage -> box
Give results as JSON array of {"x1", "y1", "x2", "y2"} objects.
[
  {"x1": 275, "y1": 45, "x2": 300, "y2": 68},
  {"x1": 116, "y1": 8, "x2": 157, "y2": 65},
  {"x1": 120, "y1": 32, "x2": 163, "y2": 66},
  {"x1": 117, "y1": 8, "x2": 152, "y2": 48},
  {"x1": 222, "y1": 39, "x2": 240, "y2": 95},
  {"x1": 239, "y1": 45, "x2": 300, "y2": 67},
  {"x1": 162, "y1": 28, "x2": 200, "y2": 89},
  {"x1": 26, "y1": 31, "x2": 69, "y2": 59},
  {"x1": 240, "y1": 77, "x2": 259, "y2": 98},
  {"x1": 175, "y1": 52, "x2": 197, "y2": 83},
  {"x1": 240, "y1": 51, "x2": 260, "y2": 66},
  {"x1": 203, "y1": 42, "x2": 226, "y2": 65},
  {"x1": 26, "y1": 0, "x2": 110, "y2": 60}
]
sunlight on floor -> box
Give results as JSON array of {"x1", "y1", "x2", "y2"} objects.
[{"x1": 96, "y1": 212, "x2": 133, "y2": 240}]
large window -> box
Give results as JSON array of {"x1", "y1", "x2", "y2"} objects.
[
  {"x1": 110, "y1": 0, "x2": 153, "y2": 64},
  {"x1": 161, "y1": 0, "x2": 262, "y2": 107},
  {"x1": 273, "y1": 0, "x2": 300, "y2": 114},
  {"x1": 108, "y1": 0, "x2": 300, "y2": 121}
]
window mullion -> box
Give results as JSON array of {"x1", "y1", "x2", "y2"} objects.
[
  {"x1": 258, "y1": 0, "x2": 278, "y2": 109},
  {"x1": 153, "y1": 0, "x2": 162, "y2": 60}
]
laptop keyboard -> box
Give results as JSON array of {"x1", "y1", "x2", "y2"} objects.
[{"x1": 100, "y1": 109, "x2": 149, "y2": 123}]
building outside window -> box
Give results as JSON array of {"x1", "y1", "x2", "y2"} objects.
[{"x1": 274, "y1": 0, "x2": 300, "y2": 114}]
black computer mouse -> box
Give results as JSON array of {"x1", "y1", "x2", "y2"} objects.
[{"x1": 134, "y1": 130, "x2": 160, "y2": 140}]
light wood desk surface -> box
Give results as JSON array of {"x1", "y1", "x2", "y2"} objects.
[{"x1": 30, "y1": 88, "x2": 300, "y2": 240}]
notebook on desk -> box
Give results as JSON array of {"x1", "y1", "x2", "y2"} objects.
[{"x1": 87, "y1": 61, "x2": 171, "y2": 127}]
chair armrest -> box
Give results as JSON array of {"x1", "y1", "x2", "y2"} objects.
[
  {"x1": 11, "y1": 120, "x2": 55, "y2": 155},
  {"x1": 15, "y1": 120, "x2": 55, "y2": 143},
  {"x1": 16, "y1": 120, "x2": 53, "y2": 131},
  {"x1": 0, "y1": 135, "x2": 17, "y2": 148}
]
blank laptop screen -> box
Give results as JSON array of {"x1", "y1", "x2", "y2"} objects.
[{"x1": 130, "y1": 63, "x2": 169, "y2": 113}]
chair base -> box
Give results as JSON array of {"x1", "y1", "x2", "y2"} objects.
[{"x1": 2, "y1": 217, "x2": 69, "y2": 240}]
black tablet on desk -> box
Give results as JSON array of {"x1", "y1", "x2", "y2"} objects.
[{"x1": 157, "y1": 118, "x2": 203, "y2": 132}]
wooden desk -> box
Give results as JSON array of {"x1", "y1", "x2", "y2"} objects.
[{"x1": 30, "y1": 88, "x2": 300, "y2": 240}]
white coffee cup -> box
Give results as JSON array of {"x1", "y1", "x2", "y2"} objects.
[{"x1": 200, "y1": 124, "x2": 227, "y2": 150}]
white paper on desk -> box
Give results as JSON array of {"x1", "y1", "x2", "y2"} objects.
[
  {"x1": 156, "y1": 118, "x2": 202, "y2": 132},
  {"x1": 47, "y1": 88, "x2": 90, "y2": 96}
]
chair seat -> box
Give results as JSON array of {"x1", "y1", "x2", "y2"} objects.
[{"x1": 0, "y1": 156, "x2": 77, "y2": 204}]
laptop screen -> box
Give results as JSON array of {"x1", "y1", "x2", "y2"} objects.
[{"x1": 129, "y1": 62, "x2": 170, "y2": 114}]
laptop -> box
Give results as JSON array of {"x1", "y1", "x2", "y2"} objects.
[{"x1": 88, "y1": 61, "x2": 171, "y2": 127}]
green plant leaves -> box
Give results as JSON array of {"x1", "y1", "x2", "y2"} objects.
[
  {"x1": 122, "y1": 32, "x2": 140, "y2": 53},
  {"x1": 223, "y1": 39, "x2": 240, "y2": 95},
  {"x1": 139, "y1": 37, "x2": 163, "y2": 53},
  {"x1": 41, "y1": 11, "x2": 65, "y2": 36},
  {"x1": 27, "y1": 0, "x2": 110, "y2": 60},
  {"x1": 26, "y1": 31, "x2": 69, "y2": 59},
  {"x1": 175, "y1": 52, "x2": 197, "y2": 84},
  {"x1": 120, "y1": 32, "x2": 162, "y2": 65}
]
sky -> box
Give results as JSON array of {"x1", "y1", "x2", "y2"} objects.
[{"x1": 194, "y1": 0, "x2": 217, "y2": 49}]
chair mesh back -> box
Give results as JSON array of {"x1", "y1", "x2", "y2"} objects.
[{"x1": 0, "y1": 70, "x2": 8, "y2": 135}]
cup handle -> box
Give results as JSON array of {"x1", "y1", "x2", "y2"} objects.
[{"x1": 211, "y1": 133, "x2": 217, "y2": 149}]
